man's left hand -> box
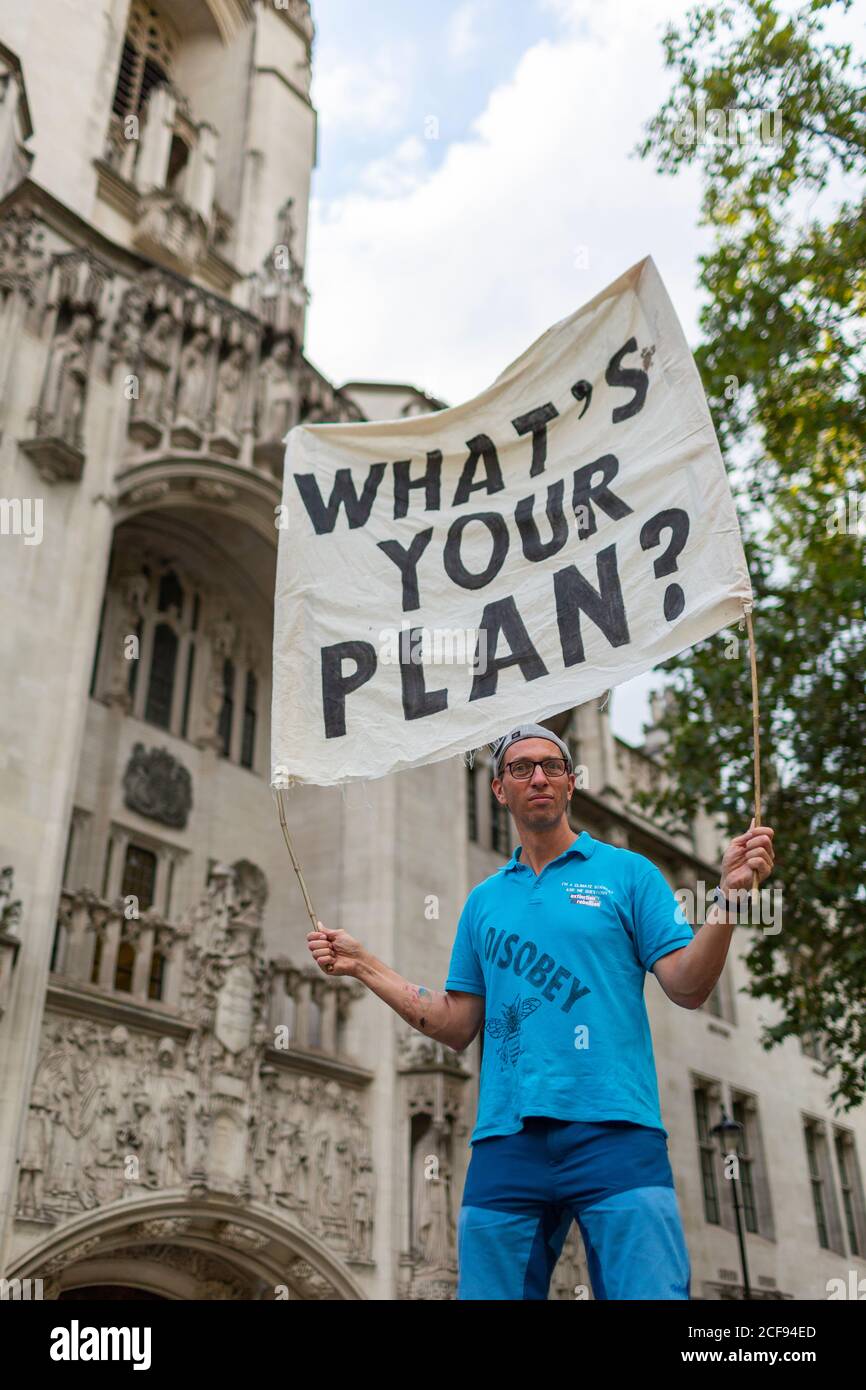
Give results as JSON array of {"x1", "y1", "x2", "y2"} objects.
[{"x1": 720, "y1": 819, "x2": 775, "y2": 893}]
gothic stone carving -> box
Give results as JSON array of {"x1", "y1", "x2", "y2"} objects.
[
  {"x1": 0, "y1": 864, "x2": 23, "y2": 1018},
  {"x1": 122, "y1": 742, "x2": 193, "y2": 828},
  {"x1": 211, "y1": 345, "x2": 247, "y2": 455},
  {"x1": 104, "y1": 571, "x2": 149, "y2": 709},
  {"x1": 197, "y1": 613, "x2": 236, "y2": 749},
  {"x1": 254, "y1": 337, "x2": 297, "y2": 470},
  {"x1": 0, "y1": 207, "x2": 47, "y2": 303},
  {"x1": 17, "y1": 866, "x2": 376, "y2": 1279},
  {"x1": 16, "y1": 1020, "x2": 191, "y2": 1217},
  {"x1": 397, "y1": 1025, "x2": 470, "y2": 1300},
  {"x1": 128, "y1": 307, "x2": 178, "y2": 445},
  {"x1": 21, "y1": 309, "x2": 95, "y2": 481}
]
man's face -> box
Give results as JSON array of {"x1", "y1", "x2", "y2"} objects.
[{"x1": 492, "y1": 736, "x2": 575, "y2": 831}]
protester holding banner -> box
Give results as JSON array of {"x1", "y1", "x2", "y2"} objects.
[
  {"x1": 306, "y1": 723, "x2": 774, "y2": 1299},
  {"x1": 283, "y1": 256, "x2": 774, "y2": 1298}
]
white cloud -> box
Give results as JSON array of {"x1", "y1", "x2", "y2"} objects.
[
  {"x1": 447, "y1": 1, "x2": 484, "y2": 63},
  {"x1": 310, "y1": 43, "x2": 415, "y2": 133},
  {"x1": 306, "y1": 0, "x2": 705, "y2": 406},
  {"x1": 358, "y1": 135, "x2": 429, "y2": 197},
  {"x1": 537, "y1": 0, "x2": 607, "y2": 42}
]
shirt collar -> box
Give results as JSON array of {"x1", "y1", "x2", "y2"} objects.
[{"x1": 504, "y1": 830, "x2": 596, "y2": 873}]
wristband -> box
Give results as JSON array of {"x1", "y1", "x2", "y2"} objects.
[{"x1": 712, "y1": 885, "x2": 739, "y2": 920}]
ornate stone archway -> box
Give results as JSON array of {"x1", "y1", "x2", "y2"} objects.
[{"x1": 11, "y1": 1193, "x2": 368, "y2": 1301}]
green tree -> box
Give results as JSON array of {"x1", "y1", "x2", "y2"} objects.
[{"x1": 636, "y1": 0, "x2": 866, "y2": 1107}]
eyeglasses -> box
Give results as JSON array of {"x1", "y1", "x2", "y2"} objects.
[{"x1": 504, "y1": 757, "x2": 569, "y2": 780}]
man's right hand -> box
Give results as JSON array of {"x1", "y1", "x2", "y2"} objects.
[{"x1": 307, "y1": 922, "x2": 364, "y2": 977}]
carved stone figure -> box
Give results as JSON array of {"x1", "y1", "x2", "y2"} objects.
[
  {"x1": 214, "y1": 345, "x2": 246, "y2": 436},
  {"x1": 198, "y1": 614, "x2": 237, "y2": 747},
  {"x1": 272, "y1": 1117, "x2": 306, "y2": 1209},
  {"x1": 36, "y1": 312, "x2": 94, "y2": 446},
  {"x1": 256, "y1": 338, "x2": 296, "y2": 441},
  {"x1": 232, "y1": 860, "x2": 268, "y2": 918},
  {"x1": 0, "y1": 864, "x2": 22, "y2": 933},
  {"x1": 174, "y1": 330, "x2": 211, "y2": 423},
  {"x1": 104, "y1": 572, "x2": 149, "y2": 707},
  {"x1": 411, "y1": 1127, "x2": 455, "y2": 1269},
  {"x1": 127, "y1": 1093, "x2": 161, "y2": 1187},
  {"x1": 85, "y1": 1094, "x2": 121, "y2": 1206},
  {"x1": 349, "y1": 1155, "x2": 375, "y2": 1262},
  {"x1": 133, "y1": 310, "x2": 175, "y2": 422},
  {"x1": 18, "y1": 1088, "x2": 53, "y2": 1214}
]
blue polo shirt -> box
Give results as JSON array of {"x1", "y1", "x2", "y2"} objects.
[{"x1": 445, "y1": 831, "x2": 694, "y2": 1144}]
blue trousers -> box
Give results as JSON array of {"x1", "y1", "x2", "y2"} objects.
[{"x1": 457, "y1": 1117, "x2": 691, "y2": 1300}]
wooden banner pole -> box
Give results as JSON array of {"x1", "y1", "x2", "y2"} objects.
[
  {"x1": 744, "y1": 604, "x2": 762, "y2": 903},
  {"x1": 275, "y1": 786, "x2": 333, "y2": 972}
]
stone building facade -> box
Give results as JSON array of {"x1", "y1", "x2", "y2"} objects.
[{"x1": 0, "y1": 0, "x2": 864, "y2": 1302}]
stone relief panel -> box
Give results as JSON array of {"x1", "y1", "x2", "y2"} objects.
[
  {"x1": 17, "y1": 1020, "x2": 190, "y2": 1217},
  {"x1": 17, "y1": 864, "x2": 375, "y2": 1274}
]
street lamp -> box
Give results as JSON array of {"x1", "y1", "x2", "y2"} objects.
[{"x1": 710, "y1": 1108, "x2": 752, "y2": 1300}]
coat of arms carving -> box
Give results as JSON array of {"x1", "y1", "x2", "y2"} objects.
[{"x1": 122, "y1": 743, "x2": 193, "y2": 828}]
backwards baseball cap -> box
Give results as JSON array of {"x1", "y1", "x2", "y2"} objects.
[{"x1": 490, "y1": 722, "x2": 573, "y2": 778}]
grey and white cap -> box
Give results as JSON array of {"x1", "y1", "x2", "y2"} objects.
[{"x1": 490, "y1": 722, "x2": 573, "y2": 779}]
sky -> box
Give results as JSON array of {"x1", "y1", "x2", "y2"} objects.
[{"x1": 302, "y1": 0, "x2": 716, "y2": 747}]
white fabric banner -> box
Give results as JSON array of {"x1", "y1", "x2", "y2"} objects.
[{"x1": 271, "y1": 256, "x2": 751, "y2": 787}]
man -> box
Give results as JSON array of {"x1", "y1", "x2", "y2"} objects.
[{"x1": 307, "y1": 722, "x2": 775, "y2": 1300}]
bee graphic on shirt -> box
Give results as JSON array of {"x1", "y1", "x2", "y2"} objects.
[{"x1": 485, "y1": 995, "x2": 542, "y2": 1066}]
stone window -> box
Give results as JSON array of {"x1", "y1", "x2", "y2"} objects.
[
  {"x1": 834, "y1": 1128, "x2": 866, "y2": 1258},
  {"x1": 114, "y1": 939, "x2": 136, "y2": 993},
  {"x1": 121, "y1": 842, "x2": 157, "y2": 913},
  {"x1": 216, "y1": 652, "x2": 261, "y2": 772},
  {"x1": 110, "y1": 0, "x2": 176, "y2": 123},
  {"x1": 803, "y1": 1117, "x2": 845, "y2": 1253},
  {"x1": 730, "y1": 1092, "x2": 774, "y2": 1240},
  {"x1": 93, "y1": 556, "x2": 262, "y2": 771},
  {"x1": 693, "y1": 1083, "x2": 721, "y2": 1225},
  {"x1": 145, "y1": 622, "x2": 179, "y2": 728},
  {"x1": 148, "y1": 947, "x2": 167, "y2": 1001}
]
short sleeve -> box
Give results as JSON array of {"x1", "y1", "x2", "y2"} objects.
[
  {"x1": 445, "y1": 892, "x2": 485, "y2": 996},
  {"x1": 631, "y1": 862, "x2": 694, "y2": 972}
]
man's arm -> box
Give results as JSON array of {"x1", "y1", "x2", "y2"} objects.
[
  {"x1": 652, "y1": 822, "x2": 775, "y2": 1009},
  {"x1": 652, "y1": 901, "x2": 735, "y2": 1009},
  {"x1": 307, "y1": 924, "x2": 485, "y2": 1052}
]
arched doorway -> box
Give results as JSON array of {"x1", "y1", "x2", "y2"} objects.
[{"x1": 11, "y1": 1194, "x2": 368, "y2": 1301}]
